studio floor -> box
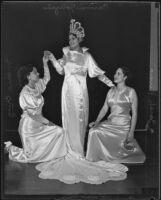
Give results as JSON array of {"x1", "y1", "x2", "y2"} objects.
[{"x1": 2, "y1": 131, "x2": 159, "y2": 199}]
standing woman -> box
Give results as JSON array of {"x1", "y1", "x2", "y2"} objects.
[
  {"x1": 45, "y1": 19, "x2": 114, "y2": 158},
  {"x1": 86, "y1": 67, "x2": 146, "y2": 164},
  {"x1": 4, "y1": 54, "x2": 67, "y2": 163},
  {"x1": 35, "y1": 19, "x2": 128, "y2": 185}
]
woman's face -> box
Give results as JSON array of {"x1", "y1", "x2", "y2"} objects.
[
  {"x1": 114, "y1": 68, "x2": 127, "y2": 84},
  {"x1": 69, "y1": 34, "x2": 80, "y2": 49},
  {"x1": 28, "y1": 67, "x2": 39, "y2": 82}
]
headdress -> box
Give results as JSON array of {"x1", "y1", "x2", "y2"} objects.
[{"x1": 69, "y1": 19, "x2": 85, "y2": 39}]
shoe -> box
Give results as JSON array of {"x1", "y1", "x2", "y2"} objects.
[{"x1": 4, "y1": 141, "x2": 12, "y2": 152}]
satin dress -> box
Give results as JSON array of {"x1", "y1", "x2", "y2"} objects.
[
  {"x1": 60, "y1": 46, "x2": 107, "y2": 157},
  {"x1": 86, "y1": 86, "x2": 146, "y2": 164},
  {"x1": 6, "y1": 66, "x2": 67, "y2": 163},
  {"x1": 35, "y1": 47, "x2": 128, "y2": 184}
]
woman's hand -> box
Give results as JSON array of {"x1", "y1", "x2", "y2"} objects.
[
  {"x1": 44, "y1": 50, "x2": 56, "y2": 61},
  {"x1": 126, "y1": 131, "x2": 134, "y2": 142},
  {"x1": 47, "y1": 121, "x2": 55, "y2": 126},
  {"x1": 109, "y1": 82, "x2": 115, "y2": 87},
  {"x1": 43, "y1": 55, "x2": 49, "y2": 63},
  {"x1": 43, "y1": 121, "x2": 55, "y2": 126},
  {"x1": 44, "y1": 50, "x2": 52, "y2": 57},
  {"x1": 98, "y1": 75, "x2": 115, "y2": 88},
  {"x1": 49, "y1": 54, "x2": 56, "y2": 62},
  {"x1": 123, "y1": 139, "x2": 135, "y2": 151},
  {"x1": 89, "y1": 121, "x2": 99, "y2": 128},
  {"x1": 89, "y1": 122, "x2": 95, "y2": 128}
]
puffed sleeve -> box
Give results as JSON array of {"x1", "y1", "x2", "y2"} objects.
[
  {"x1": 19, "y1": 91, "x2": 49, "y2": 124},
  {"x1": 35, "y1": 79, "x2": 46, "y2": 94},
  {"x1": 86, "y1": 53, "x2": 105, "y2": 78},
  {"x1": 19, "y1": 92, "x2": 39, "y2": 115}
]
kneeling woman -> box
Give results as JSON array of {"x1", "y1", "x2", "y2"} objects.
[
  {"x1": 86, "y1": 67, "x2": 146, "y2": 164},
  {"x1": 4, "y1": 55, "x2": 67, "y2": 163}
]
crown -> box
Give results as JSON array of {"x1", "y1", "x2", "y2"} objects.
[{"x1": 69, "y1": 19, "x2": 85, "y2": 39}]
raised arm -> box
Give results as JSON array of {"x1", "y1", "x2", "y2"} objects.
[
  {"x1": 35, "y1": 55, "x2": 51, "y2": 94},
  {"x1": 126, "y1": 89, "x2": 138, "y2": 142},
  {"x1": 42, "y1": 55, "x2": 50, "y2": 85},
  {"x1": 44, "y1": 50, "x2": 64, "y2": 75}
]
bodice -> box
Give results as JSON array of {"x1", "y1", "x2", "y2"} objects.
[
  {"x1": 59, "y1": 46, "x2": 105, "y2": 79},
  {"x1": 107, "y1": 87, "x2": 132, "y2": 118},
  {"x1": 64, "y1": 50, "x2": 88, "y2": 77},
  {"x1": 19, "y1": 82, "x2": 45, "y2": 116}
]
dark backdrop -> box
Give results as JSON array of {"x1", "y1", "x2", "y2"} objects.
[{"x1": 1, "y1": 2, "x2": 150, "y2": 136}]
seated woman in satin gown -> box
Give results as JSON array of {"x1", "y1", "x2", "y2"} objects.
[
  {"x1": 86, "y1": 67, "x2": 146, "y2": 164},
  {"x1": 35, "y1": 19, "x2": 128, "y2": 184},
  {"x1": 4, "y1": 55, "x2": 67, "y2": 163}
]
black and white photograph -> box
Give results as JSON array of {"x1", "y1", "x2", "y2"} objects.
[{"x1": 1, "y1": 1, "x2": 160, "y2": 200}]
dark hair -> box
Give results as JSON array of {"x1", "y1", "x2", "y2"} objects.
[
  {"x1": 17, "y1": 64, "x2": 34, "y2": 87},
  {"x1": 69, "y1": 33, "x2": 83, "y2": 43},
  {"x1": 120, "y1": 66, "x2": 132, "y2": 83}
]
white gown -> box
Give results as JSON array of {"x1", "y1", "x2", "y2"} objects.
[
  {"x1": 35, "y1": 47, "x2": 128, "y2": 184},
  {"x1": 5, "y1": 65, "x2": 67, "y2": 163},
  {"x1": 86, "y1": 87, "x2": 146, "y2": 164}
]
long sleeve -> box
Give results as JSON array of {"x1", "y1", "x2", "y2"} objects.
[
  {"x1": 98, "y1": 74, "x2": 114, "y2": 87},
  {"x1": 43, "y1": 63, "x2": 50, "y2": 85},
  {"x1": 86, "y1": 53, "x2": 114, "y2": 87},
  {"x1": 86, "y1": 53, "x2": 105, "y2": 78},
  {"x1": 35, "y1": 79, "x2": 47, "y2": 94},
  {"x1": 35, "y1": 63, "x2": 51, "y2": 94},
  {"x1": 19, "y1": 92, "x2": 39, "y2": 115},
  {"x1": 19, "y1": 92, "x2": 49, "y2": 124},
  {"x1": 51, "y1": 56, "x2": 65, "y2": 75}
]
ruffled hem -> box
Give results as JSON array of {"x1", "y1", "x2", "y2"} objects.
[
  {"x1": 35, "y1": 153, "x2": 128, "y2": 184},
  {"x1": 38, "y1": 173, "x2": 127, "y2": 185}
]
